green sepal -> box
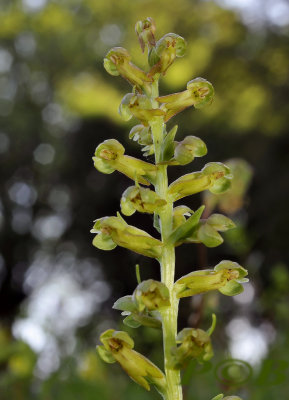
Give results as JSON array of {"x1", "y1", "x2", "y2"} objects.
[
  {"x1": 197, "y1": 221, "x2": 224, "y2": 247},
  {"x1": 219, "y1": 280, "x2": 244, "y2": 296},
  {"x1": 97, "y1": 345, "x2": 116, "y2": 364},
  {"x1": 93, "y1": 156, "x2": 115, "y2": 174},
  {"x1": 123, "y1": 315, "x2": 142, "y2": 328},
  {"x1": 124, "y1": 313, "x2": 162, "y2": 329},
  {"x1": 174, "y1": 135, "x2": 207, "y2": 165},
  {"x1": 161, "y1": 125, "x2": 178, "y2": 162},
  {"x1": 168, "y1": 205, "x2": 205, "y2": 245},
  {"x1": 206, "y1": 214, "x2": 236, "y2": 231},
  {"x1": 113, "y1": 295, "x2": 137, "y2": 313},
  {"x1": 92, "y1": 232, "x2": 117, "y2": 251},
  {"x1": 103, "y1": 57, "x2": 120, "y2": 77}
]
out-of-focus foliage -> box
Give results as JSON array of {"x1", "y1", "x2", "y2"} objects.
[{"x1": 0, "y1": 0, "x2": 288, "y2": 399}]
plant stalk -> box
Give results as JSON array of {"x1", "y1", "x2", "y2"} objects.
[{"x1": 150, "y1": 80, "x2": 183, "y2": 400}]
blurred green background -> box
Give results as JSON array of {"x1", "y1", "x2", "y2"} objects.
[{"x1": 0, "y1": 0, "x2": 289, "y2": 399}]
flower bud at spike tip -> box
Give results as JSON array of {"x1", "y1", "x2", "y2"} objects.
[
  {"x1": 97, "y1": 329, "x2": 166, "y2": 392},
  {"x1": 135, "y1": 17, "x2": 156, "y2": 53}
]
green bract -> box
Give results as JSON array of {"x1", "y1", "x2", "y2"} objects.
[{"x1": 94, "y1": 18, "x2": 250, "y2": 400}]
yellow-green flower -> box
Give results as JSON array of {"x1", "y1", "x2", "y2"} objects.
[
  {"x1": 91, "y1": 215, "x2": 163, "y2": 259},
  {"x1": 120, "y1": 185, "x2": 166, "y2": 216},
  {"x1": 175, "y1": 260, "x2": 248, "y2": 298},
  {"x1": 97, "y1": 330, "x2": 166, "y2": 392},
  {"x1": 93, "y1": 139, "x2": 158, "y2": 185}
]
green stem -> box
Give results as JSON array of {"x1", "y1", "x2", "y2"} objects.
[{"x1": 150, "y1": 80, "x2": 183, "y2": 400}]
